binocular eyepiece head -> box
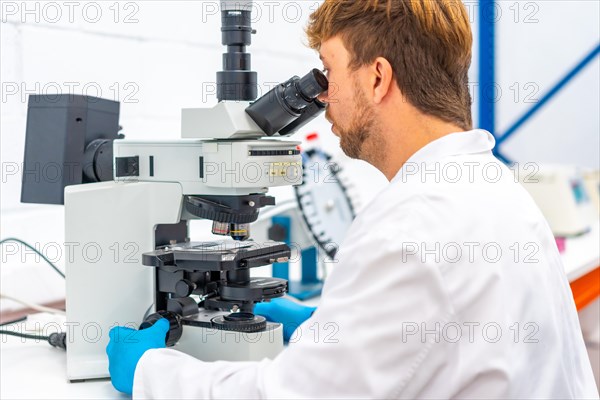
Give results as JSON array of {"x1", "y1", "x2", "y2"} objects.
[
  {"x1": 216, "y1": 1, "x2": 329, "y2": 136},
  {"x1": 246, "y1": 69, "x2": 329, "y2": 136}
]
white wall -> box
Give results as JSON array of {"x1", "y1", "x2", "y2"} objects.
[
  {"x1": 1, "y1": 1, "x2": 598, "y2": 311},
  {"x1": 0, "y1": 0, "x2": 388, "y2": 311},
  {"x1": 494, "y1": 1, "x2": 599, "y2": 167}
]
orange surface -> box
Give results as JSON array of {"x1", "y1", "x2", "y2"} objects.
[{"x1": 570, "y1": 266, "x2": 600, "y2": 311}]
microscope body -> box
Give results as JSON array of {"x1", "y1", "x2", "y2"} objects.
[
  {"x1": 25, "y1": 0, "x2": 329, "y2": 382},
  {"x1": 65, "y1": 132, "x2": 302, "y2": 381}
]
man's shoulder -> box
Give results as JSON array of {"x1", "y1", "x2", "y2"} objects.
[{"x1": 353, "y1": 156, "x2": 542, "y2": 238}]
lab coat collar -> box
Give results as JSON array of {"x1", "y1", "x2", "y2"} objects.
[{"x1": 392, "y1": 129, "x2": 496, "y2": 184}]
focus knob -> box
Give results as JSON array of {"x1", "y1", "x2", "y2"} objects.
[
  {"x1": 139, "y1": 310, "x2": 183, "y2": 347},
  {"x1": 175, "y1": 279, "x2": 197, "y2": 297}
]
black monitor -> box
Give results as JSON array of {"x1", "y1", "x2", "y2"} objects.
[{"x1": 20, "y1": 94, "x2": 120, "y2": 205}]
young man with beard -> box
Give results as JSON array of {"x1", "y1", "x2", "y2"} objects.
[{"x1": 107, "y1": 1, "x2": 598, "y2": 398}]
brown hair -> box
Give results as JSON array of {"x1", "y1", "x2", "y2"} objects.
[{"x1": 306, "y1": 0, "x2": 473, "y2": 130}]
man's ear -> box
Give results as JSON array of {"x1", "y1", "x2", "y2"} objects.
[{"x1": 371, "y1": 57, "x2": 394, "y2": 104}]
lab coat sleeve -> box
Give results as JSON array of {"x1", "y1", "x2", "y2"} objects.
[
  {"x1": 134, "y1": 350, "x2": 269, "y2": 399},
  {"x1": 133, "y1": 209, "x2": 456, "y2": 399}
]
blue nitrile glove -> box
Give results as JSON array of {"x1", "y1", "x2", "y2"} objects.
[
  {"x1": 253, "y1": 298, "x2": 316, "y2": 342},
  {"x1": 106, "y1": 318, "x2": 169, "y2": 395}
]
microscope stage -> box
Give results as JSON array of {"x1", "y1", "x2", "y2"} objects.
[{"x1": 142, "y1": 240, "x2": 290, "y2": 271}]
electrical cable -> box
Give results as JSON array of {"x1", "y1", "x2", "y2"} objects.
[
  {"x1": 0, "y1": 238, "x2": 65, "y2": 278},
  {"x1": 0, "y1": 237, "x2": 67, "y2": 349},
  {"x1": 0, "y1": 329, "x2": 67, "y2": 350},
  {"x1": 0, "y1": 330, "x2": 49, "y2": 340}
]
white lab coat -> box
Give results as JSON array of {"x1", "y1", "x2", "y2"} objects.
[{"x1": 134, "y1": 130, "x2": 599, "y2": 399}]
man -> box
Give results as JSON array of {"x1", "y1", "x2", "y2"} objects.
[{"x1": 107, "y1": 1, "x2": 599, "y2": 398}]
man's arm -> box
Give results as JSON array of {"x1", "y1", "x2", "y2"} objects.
[{"x1": 133, "y1": 223, "x2": 455, "y2": 399}]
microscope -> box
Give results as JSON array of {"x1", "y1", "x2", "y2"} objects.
[{"x1": 21, "y1": 0, "x2": 327, "y2": 381}]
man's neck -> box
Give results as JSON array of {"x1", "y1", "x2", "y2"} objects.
[{"x1": 372, "y1": 114, "x2": 467, "y2": 181}]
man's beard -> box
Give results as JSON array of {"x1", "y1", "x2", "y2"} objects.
[{"x1": 331, "y1": 83, "x2": 381, "y2": 161}]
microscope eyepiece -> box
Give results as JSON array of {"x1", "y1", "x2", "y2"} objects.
[
  {"x1": 246, "y1": 69, "x2": 329, "y2": 136},
  {"x1": 283, "y1": 69, "x2": 328, "y2": 112},
  {"x1": 298, "y1": 68, "x2": 329, "y2": 100}
]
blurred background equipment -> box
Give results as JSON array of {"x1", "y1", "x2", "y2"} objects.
[
  {"x1": 252, "y1": 133, "x2": 357, "y2": 300},
  {"x1": 516, "y1": 165, "x2": 597, "y2": 237}
]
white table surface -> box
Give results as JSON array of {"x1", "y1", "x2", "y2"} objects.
[
  {"x1": 0, "y1": 332, "x2": 122, "y2": 399},
  {"x1": 2, "y1": 224, "x2": 599, "y2": 399}
]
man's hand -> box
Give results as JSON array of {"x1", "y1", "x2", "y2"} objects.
[
  {"x1": 106, "y1": 318, "x2": 169, "y2": 395},
  {"x1": 253, "y1": 298, "x2": 316, "y2": 342}
]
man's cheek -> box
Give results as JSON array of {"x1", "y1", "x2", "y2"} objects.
[
  {"x1": 326, "y1": 105, "x2": 339, "y2": 120},
  {"x1": 327, "y1": 81, "x2": 340, "y2": 104}
]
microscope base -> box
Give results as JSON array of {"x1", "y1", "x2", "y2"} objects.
[{"x1": 175, "y1": 322, "x2": 284, "y2": 361}]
